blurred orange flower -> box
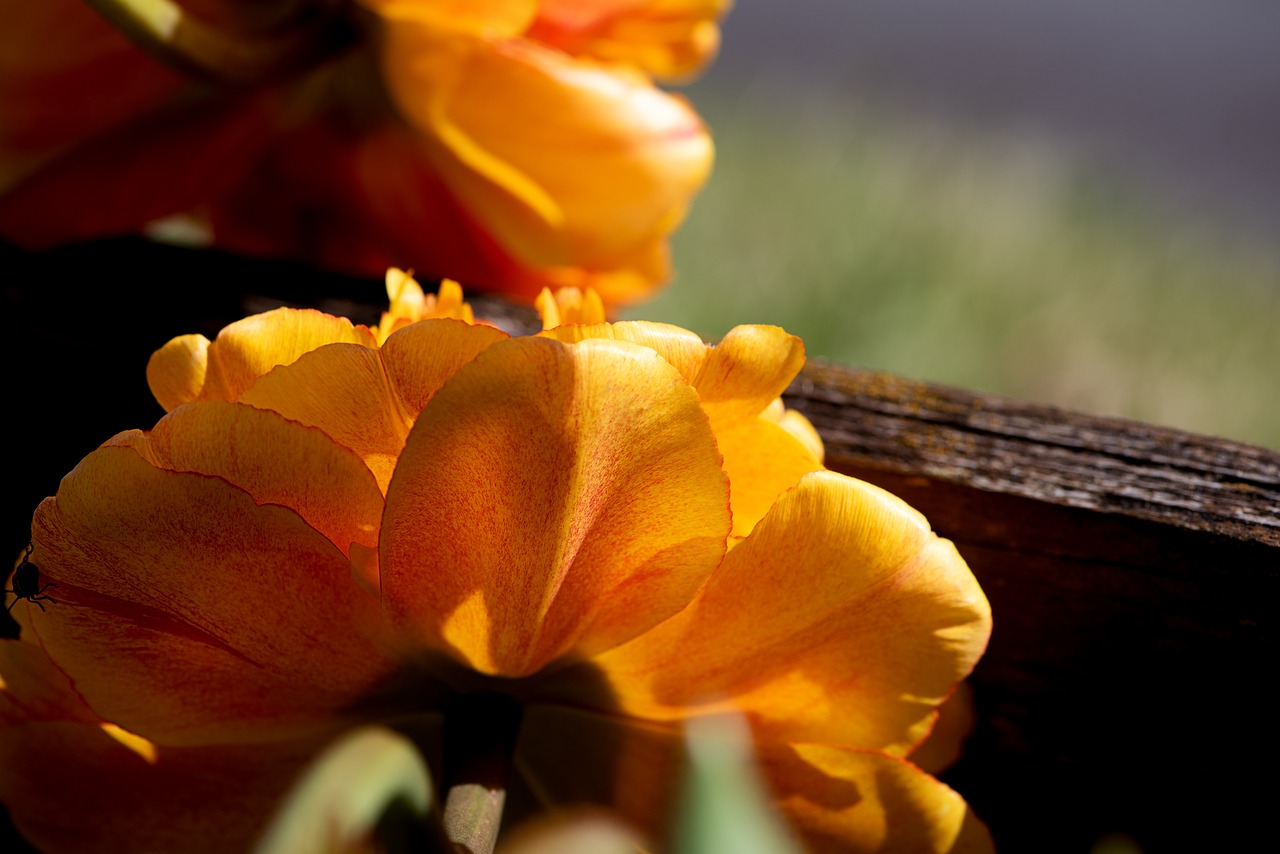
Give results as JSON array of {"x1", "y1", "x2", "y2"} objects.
[
  {"x1": 1, "y1": 274, "x2": 992, "y2": 852},
  {"x1": 0, "y1": 0, "x2": 723, "y2": 303}
]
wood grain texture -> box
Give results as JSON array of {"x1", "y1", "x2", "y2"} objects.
[{"x1": 785, "y1": 361, "x2": 1279, "y2": 852}]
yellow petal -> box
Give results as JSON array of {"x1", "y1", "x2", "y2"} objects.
[
  {"x1": 25, "y1": 446, "x2": 393, "y2": 744},
  {"x1": 146, "y1": 333, "x2": 210, "y2": 412},
  {"x1": 191, "y1": 307, "x2": 378, "y2": 403},
  {"x1": 693, "y1": 325, "x2": 805, "y2": 429},
  {"x1": 717, "y1": 416, "x2": 822, "y2": 537},
  {"x1": 592, "y1": 471, "x2": 991, "y2": 753},
  {"x1": 543, "y1": 322, "x2": 805, "y2": 430},
  {"x1": 762, "y1": 743, "x2": 993, "y2": 854},
  {"x1": 540, "y1": 319, "x2": 708, "y2": 380},
  {"x1": 380, "y1": 336, "x2": 729, "y2": 676},
  {"x1": 380, "y1": 23, "x2": 713, "y2": 271},
  {"x1": 107, "y1": 401, "x2": 384, "y2": 557}
]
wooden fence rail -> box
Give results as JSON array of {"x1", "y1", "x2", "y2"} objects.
[
  {"x1": 4, "y1": 240, "x2": 1277, "y2": 852},
  {"x1": 785, "y1": 361, "x2": 1279, "y2": 852}
]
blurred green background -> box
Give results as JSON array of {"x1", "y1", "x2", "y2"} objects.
[{"x1": 626, "y1": 3, "x2": 1280, "y2": 449}]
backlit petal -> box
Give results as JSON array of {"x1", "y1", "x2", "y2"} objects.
[
  {"x1": 717, "y1": 416, "x2": 823, "y2": 537},
  {"x1": 381, "y1": 336, "x2": 730, "y2": 676},
  {"x1": 108, "y1": 401, "x2": 384, "y2": 556},
  {"x1": 197, "y1": 307, "x2": 378, "y2": 403},
  {"x1": 146, "y1": 333, "x2": 210, "y2": 412},
  {"x1": 239, "y1": 319, "x2": 507, "y2": 492},
  {"x1": 542, "y1": 322, "x2": 805, "y2": 430},
  {"x1": 762, "y1": 743, "x2": 993, "y2": 854},
  {"x1": 24, "y1": 446, "x2": 393, "y2": 744},
  {"x1": 692, "y1": 325, "x2": 805, "y2": 429},
  {"x1": 592, "y1": 471, "x2": 991, "y2": 752}
]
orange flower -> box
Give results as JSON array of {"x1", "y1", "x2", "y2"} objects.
[
  {"x1": 1, "y1": 275, "x2": 992, "y2": 852},
  {"x1": 0, "y1": 0, "x2": 721, "y2": 303}
]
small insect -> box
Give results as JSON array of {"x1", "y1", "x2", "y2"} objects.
[{"x1": 5, "y1": 544, "x2": 59, "y2": 613}]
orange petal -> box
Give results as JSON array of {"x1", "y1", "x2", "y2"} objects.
[
  {"x1": 762, "y1": 743, "x2": 993, "y2": 854},
  {"x1": 540, "y1": 319, "x2": 709, "y2": 379},
  {"x1": 24, "y1": 446, "x2": 393, "y2": 744},
  {"x1": 380, "y1": 336, "x2": 730, "y2": 676},
  {"x1": 380, "y1": 23, "x2": 712, "y2": 272},
  {"x1": 198, "y1": 307, "x2": 378, "y2": 403},
  {"x1": 0, "y1": 640, "x2": 98, "y2": 726},
  {"x1": 543, "y1": 322, "x2": 805, "y2": 430},
  {"x1": 528, "y1": 0, "x2": 728, "y2": 79},
  {"x1": 591, "y1": 471, "x2": 991, "y2": 752},
  {"x1": 107, "y1": 401, "x2": 384, "y2": 556},
  {"x1": 146, "y1": 333, "x2": 211, "y2": 412},
  {"x1": 717, "y1": 416, "x2": 823, "y2": 537},
  {"x1": 239, "y1": 319, "x2": 506, "y2": 492}
]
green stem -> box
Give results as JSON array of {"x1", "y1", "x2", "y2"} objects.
[
  {"x1": 440, "y1": 692, "x2": 523, "y2": 854},
  {"x1": 82, "y1": 0, "x2": 357, "y2": 84}
]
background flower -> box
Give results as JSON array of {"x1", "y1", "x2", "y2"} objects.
[
  {"x1": 0, "y1": 0, "x2": 721, "y2": 303},
  {"x1": 2, "y1": 277, "x2": 991, "y2": 851}
]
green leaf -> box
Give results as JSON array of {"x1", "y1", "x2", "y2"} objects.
[{"x1": 674, "y1": 714, "x2": 802, "y2": 854}]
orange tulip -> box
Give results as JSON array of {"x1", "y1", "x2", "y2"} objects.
[
  {"x1": 1, "y1": 274, "x2": 992, "y2": 852},
  {"x1": 0, "y1": 0, "x2": 720, "y2": 303}
]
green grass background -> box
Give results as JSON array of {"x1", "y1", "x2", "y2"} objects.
[{"x1": 625, "y1": 94, "x2": 1280, "y2": 449}]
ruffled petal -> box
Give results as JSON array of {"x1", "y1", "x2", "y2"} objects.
[
  {"x1": 380, "y1": 335, "x2": 730, "y2": 676},
  {"x1": 762, "y1": 743, "x2": 993, "y2": 854},
  {"x1": 541, "y1": 322, "x2": 805, "y2": 430},
  {"x1": 589, "y1": 471, "x2": 991, "y2": 753},
  {"x1": 189, "y1": 307, "x2": 377, "y2": 403},
  {"x1": 238, "y1": 319, "x2": 506, "y2": 492},
  {"x1": 23, "y1": 446, "x2": 393, "y2": 744},
  {"x1": 107, "y1": 401, "x2": 384, "y2": 557},
  {"x1": 379, "y1": 21, "x2": 712, "y2": 277},
  {"x1": 540, "y1": 319, "x2": 707, "y2": 378}
]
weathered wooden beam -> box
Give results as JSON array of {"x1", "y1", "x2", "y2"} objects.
[{"x1": 785, "y1": 361, "x2": 1279, "y2": 852}]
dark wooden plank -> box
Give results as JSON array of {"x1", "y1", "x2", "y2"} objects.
[
  {"x1": 787, "y1": 359, "x2": 1280, "y2": 545},
  {"x1": 785, "y1": 362, "x2": 1279, "y2": 852}
]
